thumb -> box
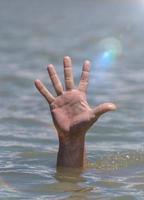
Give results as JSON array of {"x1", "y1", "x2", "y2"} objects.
[{"x1": 93, "y1": 103, "x2": 117, "y2": 118}]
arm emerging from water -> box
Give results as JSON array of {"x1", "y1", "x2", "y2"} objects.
[{"x1": 35, "y1": 56, "x2": 116, "y2": 169}]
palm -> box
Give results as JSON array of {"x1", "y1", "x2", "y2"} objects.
[
  {"x1": 35, "y1": 57, "x2": 116, "y2": 137},
  {"x1": 50, "y1": 90, "x2": 95, "y2": 134}
]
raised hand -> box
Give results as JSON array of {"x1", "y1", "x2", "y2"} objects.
[{"x1": 35, "y1": 56, "x2": 116, "y2": 168}]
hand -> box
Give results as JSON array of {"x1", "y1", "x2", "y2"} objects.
[
  {"x1": 35, "y1": 56, "x2": 116, "y2": 168},
  {"x1": 35, "y1": 56, "x2": 116, "y2": 138}
]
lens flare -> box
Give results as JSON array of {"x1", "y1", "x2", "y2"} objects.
[
  {"x1": 98, "y1": 49, "x2": 117, "y2": 70},
  {"x1": 95, "y1": 37, "x2": 122, "y2": 70},
  {"x1": 0, "y1": 176, "x2": 16, "y2": 192}
]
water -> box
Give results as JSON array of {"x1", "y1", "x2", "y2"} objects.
[{"x1": 0, "y1": 0, "x2": 144, "y2": 199}]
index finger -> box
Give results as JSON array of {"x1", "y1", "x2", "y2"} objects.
[{"x1": 35, "y1": 79, "x2": 55, "y2": 104}]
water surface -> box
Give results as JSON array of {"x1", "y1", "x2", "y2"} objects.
[{"x1": 0, "y1": 0, "x2": 144, "y2": 199}]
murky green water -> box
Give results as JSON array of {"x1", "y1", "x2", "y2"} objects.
[{"x1": 0, "y1": 0, "x2": 144, "y2": 199}]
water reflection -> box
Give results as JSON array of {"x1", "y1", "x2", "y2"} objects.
[
  {"x1": 55, "y1": 167, "x2": 93, "y2": 200},
  {"x1": 24, "y1": 167, "x2": 93, "y2": 199},
  {"x1": 55, "y1": 167, "x2": 85, "y2": 183}
]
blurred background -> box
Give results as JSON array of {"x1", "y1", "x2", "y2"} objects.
[{"x1": 0, "y1": 0, "x2": 144, "y2": 199}]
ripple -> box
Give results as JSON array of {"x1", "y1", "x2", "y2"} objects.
[{"x1": 0, "y1": 117, "x2": 49, "y2": 128}]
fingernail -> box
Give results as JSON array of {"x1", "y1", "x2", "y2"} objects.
[
  {"x1": 108, "y1": 103, "x2": 117, "y2": 110},
  {"x1": 85, "y1": 60, "x2": 90, "y2": 65},
  {"x1": 64, "y1": 56, "x2": 71, "y2": 60}
]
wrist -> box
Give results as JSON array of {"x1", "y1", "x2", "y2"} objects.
[
  {"x1": 59, "y1": 132, "x2": 85, "y2": 145},
  {"x1": 57, "y1": 132, "x2": 86, "y2": 168}
]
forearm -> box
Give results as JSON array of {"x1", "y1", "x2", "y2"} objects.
[{"x1": 57, "y1": 134, "x2": 87, "y2": 168}]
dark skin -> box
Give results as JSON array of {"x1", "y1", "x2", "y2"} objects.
[{"x1": 35, "y1": 56, "x2": 117, "y2": 168}]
